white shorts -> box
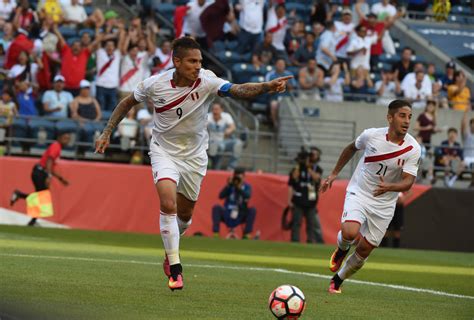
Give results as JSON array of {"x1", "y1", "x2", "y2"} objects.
[
  {"x1": 149, "y1": 142, "x2": 208, "y2": 202},
  {"x1": 341, "y1": 192, "x2": 395, "y2": 247}
]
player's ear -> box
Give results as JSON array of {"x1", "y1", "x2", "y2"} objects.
[
  {"x1": 387, "y1": 113, "x2": 393, "y2": 124},
  {"x1": 173, "y1": 56, "x2": 180, "y2": 67}
]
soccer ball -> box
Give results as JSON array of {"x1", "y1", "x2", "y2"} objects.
[{"x1": 268, "y1": 285, "x2": 306, "y2": 319}]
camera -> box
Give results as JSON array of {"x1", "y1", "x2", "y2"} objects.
[{"x1": 295, "y1": 147, "x2": 310, "y2": 167}]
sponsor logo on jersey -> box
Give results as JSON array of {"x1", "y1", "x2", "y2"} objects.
[{"x1": 158, "y1": 98, "x2": 166, "y2": 104}]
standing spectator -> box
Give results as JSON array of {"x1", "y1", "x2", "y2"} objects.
[
  {"x1": 4, "y1": 28, "x2": 34, "y2": 69},
  {"x1": 352, "y1": 0, "x2": 370, "y2": 26},
  {"x1": 310, "y1": 0, "x2": 329, "y2": 25},
  {"x1": 16, "y1": 80, "x2": 37, "y2": 116},
  {"x1": 265, "y1": 4, "x2": 288, "y2": 58},
  {"x1": 0, "y1": 22, "x2": 14, "y2": 56},
  {"x1": 291, "y1": 31, "x2": 317, "y2": 67},
  {"x1": 183, "y1": 0, "x2": 213, "y2": 49},
  {"x1": 0, "y1": 0, "x2": 16, "y2": 28},
  {"x1": 236, "y1": 0, "x2": 264, "y2": 54},
  {"x1": 42, "y1": 75, "x2": 74, "y2": 118},
  {"x1": 284, "y1": 20, "x2": 305, "y2": 59},
  {"x1": 200, "y1": 0, "x2": 231, "y2": 48},
  {"x1": 435, "y1": 128, "x2": 466, "y2": 187},
  {"x1": 392, "y1": 47, "x2": 414, "y2": 83},
  {"x1": 288, "y1": 147, "x2": 324, "y2": 243},
  {"x1": 334, "y1": 9, "x2": 354, "y2": 64},
  {"x1": 414, "y1": 99, "x2": 441, "y2": 148},
  {"x1": 7, "y1": 50, "x2": 39, "y2": 85},
  {"x1": 95, "y1": 37, "x2": 122, "y2": 111},
  {"x1": 0, "y1": 89, "x2": 17, "y2": 129},
  {"x1": 207, "y1": 102, "x2": 243, "y2": 170},
  {"x1": 316, "y1": 20, "x2": 337, "y2": 75},
  {"x1": 371, "y1": 0, "x2": 398, "y2": 55},
  {"x1": 360, "y1": 12, "x2": 385, "y2": 69},
  {"x1": 347, "y1": 24, "x2": 378, "y2": 74},
  {"x1": 62, "y1": 0, "x2": 88, "y2": 28},
  {"x1": 152, "y1": 39, "x2": 173, "y2": 75},
  {"x1": 323, "y1": 62, "x2": 350, "y2": 103},
  {"x1": 12, "y1": 0, "x2": 39, "y2": 33},
  {"x1": 212, "y1": 168, "x2": 256, "y2": 239},
  {"x1": 252, "y1": 31, "x2": 278, "y2": 66},
  {"x1": 448, "y1": 70, "x2": 471, "y2": 112},
  {"x1": 298, "y1": 58, "x2": 323, "y2": 100},
  {"x1": 403, "y1": 70, "x2": 431, "y2": 109},
  {"x1": 375, "y1": 68, "x2": 400, "y2": 106},
  {"x1": 461, "y1": 107, "x2": 474, "y2": 188},
  {"x1": 308, "y1": 146, "x2": 324, "y2": 243},
  {"x1": 265, "y1": 58, "x2": 296, "y2": 128}
]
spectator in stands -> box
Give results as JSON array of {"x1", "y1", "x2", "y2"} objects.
[
  {"x1": 212, "y1": 167, "x2": 256, "y2": 239},
  {"x1": 316, "y1": 20, "x2": 337, "y2": 75},
  {"x1": 7, "y1": 50, "x2": 39, "y2": 85},
  {"x1": 371, "y1": 0, "x2": 398, "y2": 55},
  {"x1": 334, "y1": 9, "x2": 355, "y2": 65},
  {"x1": 403, "y1": 70, "x2": 431, "y2": 108},
  {"x1": 16, "y1": 80, "x2": 37, "y2": 116},
  {"x1": 461, "y1": 107, "x2": 474, "y2": 188},
  {"x1": 432, "y1": 0, "x2": 451, "y2": 22},
  {"x1": 252, "y1": 31, "x2": 278, "y2": 66},
  {"x1": 41, "y1": 75, "x2": 74, "y2": 118},
  {"x1": 207, "y1": 102, "x2": 243, "y2": 170},
  {"x1": 440, "y1": 61, "x2": 456, "y2": 92},
  {"x1": 152, "y1": 39, "x2": 173, "y2": 75},
  {"x1": 102, "y1": 10, "x2": 120, "y2": 39},
  {"x1": 284, "y1": 19, "x2": 305, "y2": 59},
  {"x1": 352, "y1": 0, "x2": 370, "y2": 26},
  {"x1": 292, "y1": 31, "x2": 317, "y2": 67},
  {"x1": 4, "y1": 28, "x2": 34, "y2": 69},
  {"x1": 70, "y1": 79, "x2": 101, "y2": 123},
  {"x1": 235, "y1": 0, "x2": 264, "y2": 54},
  {"x1": 360, "y1": 12, "x2": 385, "y2": 69},
  {"x1": 448, "y1": 70, "x2": 471, "y2": 112},
  {"x1": 350, "y1": 65, "x2": 374, "y2": 101},
  {"x1": 137, "y1": 103, "x2": 153, "y2": 145},
  {"x1": 183, "y1": 0, "x2": 212, "y2": 49},
  {"x1": 436, "y1": 128, "x2": 466, "y2": 187},
  {"x1": 39, "y1": 17, "x2": 59, "y2": 71},
  {"x1": 401, "y1": 62, "x2": 432, "y2": 100},
  {"x1": 200, "y1": 0, "x2": 232, "y2": 47},
  {"x1": 62, "y1": 0, "x2": 89, "y2": 28},
  {"x1": 392, "y1": 47, "x2": 414, "y2": 83},
  {"x1": 347, "y1": 24, "x2": 378, "y2": 75},
  {"x1": 13, "y1": 0, "x2": 39, "y2": 32},
  {"x1": 38, "y1": 0, "x2": 64, "y2": 23},
  {"x1": 0, "y1": 22, "x2": 14, "y2": 55},
  {"x1": 114, "y1": 108, "x2": 138, "y2": 149},
  {"x1": 426, "y1": 62, "x2": 444, "y2": 107},
  {"x1": 323, "y1": 62, "x2": 350, "y2": 103},
  {"x1": 265, "y1": 58, "x2": 296, "y2": 128},
  {"x1": 375, "y1": 68, "x2": 400, "y2": 106},
  {"x1": 298, "y1": 58, "x2": 323, "y2": 100},
  {"x1": 310, "y1": 0, "x2": 330, "y2": 25},
  {"x1": 0, "y1": 0, "x2": 15, "y2": 28},
  {"x1": 265, "y1": 3, "x2": 288, "y2": 59},
  {"x1": 0, "y1": 89, "x2": 17, "y2": 129},
  {"x1": 415, "y1": 134, "x2": 434, "y2": 183},
  {"x1": 414, "y1": 99, "x2": 442, "y2": 148}
]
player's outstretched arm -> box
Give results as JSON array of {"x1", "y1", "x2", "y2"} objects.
[
  {"x1": 320, "y1": 141, "x2": 358, "y2": 193},
  {"x1": 95, "y1": 94, "x2": 139, "y2": 153},
  {"x1": 228, "y1": 76, "x2": 293, "y2": 99}
]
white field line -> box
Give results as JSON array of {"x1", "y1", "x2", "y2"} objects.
[{"x1": 1, "y1": 253, "x2": 473, "y2": 301}]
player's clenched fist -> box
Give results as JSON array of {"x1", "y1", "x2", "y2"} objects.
[{"x1": 95, "y1": 131, "x2": 111, "y2": 154}]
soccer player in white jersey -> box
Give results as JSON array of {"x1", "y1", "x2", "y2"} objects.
[
  {"x1": 94, "y1": 37, "x2": 292, "y2": 291},
  {"x1": 320, "y1": 99, "x2": 421, "y2": 294}
]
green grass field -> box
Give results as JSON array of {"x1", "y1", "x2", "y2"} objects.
[{"x1": 0, "y1": 225, "x2": 473, "y2": 319}]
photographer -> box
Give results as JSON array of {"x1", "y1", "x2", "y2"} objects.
[
  {"x1": 212, "y1": 167, "x2": 256, "y2": 239},
  {"x1": 288, "y1": 147, "x2": 324, "y2": 243}
]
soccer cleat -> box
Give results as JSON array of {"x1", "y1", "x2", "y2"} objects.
[
  {"x1": 168, "y1": 274, "x2": 183, "y2": 291},
  {"x1": 328, "y1": 279, "x2": 342, "y2": 294},
  {"x1": 10, "y1": 191, "x2": 19, "y2": 206},
  {"x1": 329, "y1": 247, "x2": 349, "y2": 273},
  {"x1": 163, "y1": 254, "x2": 171, "y2": 277}
]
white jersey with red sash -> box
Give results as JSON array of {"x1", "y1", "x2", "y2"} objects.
[
  {"x1": 133, "y1": 68, "x2": 229, "y2": 158},
  {"x1": 119, "y1": 52, "x2": 148, "y2": 93},
  {"x1": 152, "y1": 48, "x2": 173, "y2": 75},
  {"x1": 347, "y1": 127, "x2": 421, "y2": 217},
  {"x1": 96, "y1": 48, "x2": 121, "y2": 88}
]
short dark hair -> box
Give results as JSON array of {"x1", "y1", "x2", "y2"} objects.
[
  {"x1": 388, "y1": 99, "x2": 412, "y2": 115},
  {"x1": 402, "y1": 46, "x2": 412, "y2": 53},
  {"x1": 448, "y1": 127, "x2": 458, "y2": 134},
  {"x1": 234, "y1": 167, "x2": 246, "y2": 175},
  {"x1": 128, "y1": 43, "x2": 139, "y2": 51},
  {"x1": 325, "y1": 20, "x2": 335, "y2": 29},
  {"x1": 172, "y1": 37, "x2": 201, "y2": 58}
]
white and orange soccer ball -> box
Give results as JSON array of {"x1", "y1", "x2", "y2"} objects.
[{"x1": 268, "y1": 285, "x2": 306, "y2": 319}]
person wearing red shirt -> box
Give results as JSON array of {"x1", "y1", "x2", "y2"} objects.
[
  {"x1": 53, "y1": 25, "x2": 101, "y2": 96},
  {"x1": 10, "y1": 132, "x2": 71, "y2": 226},
  {"x1": 360, "y1": 13, "x2": 385, "y2": 70}
]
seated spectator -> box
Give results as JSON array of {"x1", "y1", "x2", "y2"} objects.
[
  {"x1": 207, "y1": 102, "x2": 243, "y2": 170},
  {"x1": 284, "y1": 19, "x2": 305, "y2": 59},
  {"x1": 265, "y1": 58, "x2": 296, "y2": 128},
  {"x1": 114, "y1": 108, "x2": 138, "y2": 149},
  {"x1": 62, "y1": 0, "x2": 89, "y2": 28},
  {"x1": 0, "y1": 0, "x2": 15, "y2": 28},
  {"x1": 16, "y1": 80, "x2": 37, "y2": 116},
  {"x1": 42, "y1": 75, "x2": 74, "y2": 118},
  {"x1": 375, "y1": 68, "x2": 400, "y2": 106},
  {"x1": 392, "y1": 47, "x2": 415, "y2": 83},
  {"x1": 435, "y1": 128, "x2": 466, "y2": 187},
  {"x1": 440, "y1": 61, "x2": 455, "y2": 93},
  {"x1": 414, "y1": 99, "x2": 442, "y2": 148},
  {"x1": 347, "y1": 24, "x2": 378, "y2": 74},
  {"x1": 252, "y1": 31, "x2": 278, "y2": 66},
  {"x1": 403, "y1": 70, "x2": 431, "y2": 109},
  {"x1": 461, "y1": 107, "x2": 474, "y2": 188},
  {"x1": 316, "y1": 20, "x2": 338, "y2": 75},
  {"x1": 235, "y1": 0, "x2": 264, "y2": 54},
  {"x1": 212, "y1": 167, "x2": 256, "y2": 239},
  {"x1": 70, "y1": 79, "x2": 101, "y2": 123},
  {"x1": 401, "y1": 63, "x2": 432, "y2": 99},
  {"x1": 426, "y1": 63, "x2": 443, "y2": 101},
  {"x1": 0, "y1": 89, "x2": 17, "y2": 129},
  {"x1": 448, "y1": 70, "x2": 471, "y2": 112},
  {"x1": 323, "y1": 62, "x2": 350, "y2": 103},
  {"x1": 432, "y1": 0, "x2": 451, "y2": 22},
  {"x1": 38, "y1": 0, "x2": 63, "y2": 24},
  {"x1": 298, "y1": 58, "x2": 324, "y2": 100},
  {"x1": 292, "y1": 31, "x2": 317, "y2": 67},
  {"x1": 7, "y1": 50, "x2": 39, "y2": 85},
  {"x1": 136, "y1": 103, "x2": 153, "y2": 145},
  {"x1": 350, "y1": 65, "x2": 374, "y2": 100},
  {"x1": 265, "y1": 4, "x2": 288, "y2": 59}
]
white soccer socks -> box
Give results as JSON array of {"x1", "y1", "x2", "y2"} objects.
[
  {"x1": 160, "y1": 212, "x2": 180, "y2": 265},
  {"x1": 337, "y1": 230, "x2": 353, "y2": 251},
  {"x1": 337, "y1": 251, "x2": 366, "y2": 280},
  {"x1": 177, "y1": 216, "x2": 192, "y2": 236}
]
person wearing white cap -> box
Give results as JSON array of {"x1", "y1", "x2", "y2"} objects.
[{"x1": 42, "y1": 75, "x2": 74, "y2": 118}]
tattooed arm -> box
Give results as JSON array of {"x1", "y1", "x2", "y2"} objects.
[
  {"x1": 228, "y1": 76, "x2": 293, "y2": 99},
  {"x1": 95, "y1": 94, "x2": 139, "y2": 153}
]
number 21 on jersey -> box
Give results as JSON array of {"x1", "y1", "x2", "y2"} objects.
[{"x1": 376, "y1": 163, "x2": 388, "y2": 176}]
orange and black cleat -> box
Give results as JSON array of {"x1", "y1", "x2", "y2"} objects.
[
  {"x1": 329, "y1": 247, "x2": 349, "y2": 273},
  {"x1": 168, "y1": 274, "x2": 184, "y2": 291}
]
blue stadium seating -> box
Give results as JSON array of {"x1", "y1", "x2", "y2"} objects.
[
  {"x1": 154, "y1": 3, "x2": 176, "y2": 18},
  {"x1": 28, "y1": 118, "x2": 56, "y2": 148},
  {"x1": 10, "y1": 118, "x2": 28, "y2": 146}
]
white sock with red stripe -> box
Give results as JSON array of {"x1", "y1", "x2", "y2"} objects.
[
  {"x1": 337, "y1": 230, "x2": 353, "y2": 251},
  {"x1": 337, "y1": 252, "x2": 366, "y2": 280},
  {"x1": 160, "y1": 212, "x2": 180, "y2": 265},
  {"x1": 177, "y1": 217, "x2": 192, "y2": 235}
]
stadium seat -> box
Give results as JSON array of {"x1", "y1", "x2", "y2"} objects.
[
  {"x1": 379, "y1": 53, "x2": 400, "y2": 65},
  {"x1": 232, "y1": 63, "x2": 255, "y2": 84},
  {"x1": 215, "y1": 51, "x2": 245, "y2": 64},
  {"x1": 58, "y1": 26, "x2": 78, "y2": 39},
  {"x1": 10, "y1": 118, "x2": 28, "y2": 151},
  {"x1": 154, "y1": 3, "x2": 176, "y2": 18},
  {"x1": 80, "y1": 121, "x2": 105, "y2": 144},
  {"x1": 28, "y1": 118, "x2": 56, "y2": 154}
]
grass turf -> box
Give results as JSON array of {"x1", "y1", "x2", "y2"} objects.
[{"x1": 0, "y1": 225, "x2": 473, "y2": 319}]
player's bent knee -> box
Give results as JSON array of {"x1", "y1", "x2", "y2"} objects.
[
  {"x1": 341, "y1": 224, "x2": 360, "y2": 241},
  {"x1": 160, "y1": 199, "x2": 177, "y2": 214}
]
